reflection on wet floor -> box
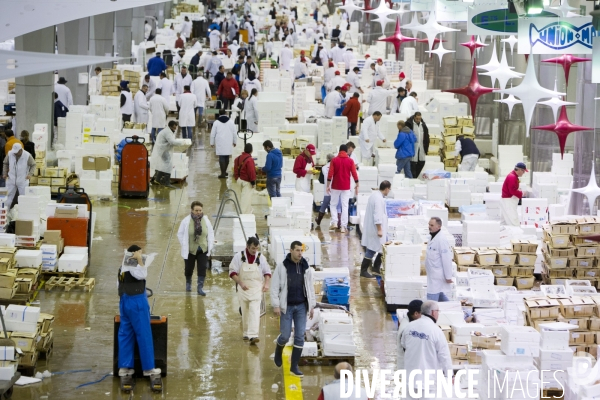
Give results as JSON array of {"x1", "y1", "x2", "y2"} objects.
[{"x1": 15, "y1": 128, "x2": 397, "y2": 399}]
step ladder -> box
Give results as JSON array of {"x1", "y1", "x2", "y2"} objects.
[{"x1": 213, "y1": 189, "x2": 248, "y2": 242}]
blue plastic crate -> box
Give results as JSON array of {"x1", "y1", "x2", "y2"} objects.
[
  {"x1": 325, "y1": 277, "x2": 349, "y2": 286},
  {"x1": 325, "y1": 285, "x2": 350, "y2": 296},
  {"x1": 327, "y1": 293, "x2": 350, "y2": 305}
]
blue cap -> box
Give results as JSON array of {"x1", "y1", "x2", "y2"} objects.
[
  {"x1": 120, "y1": 80, "x2": 129, "y2": 89},
  {"x1": 515, "y1": 162, "x2": 528, "y2": 172}
]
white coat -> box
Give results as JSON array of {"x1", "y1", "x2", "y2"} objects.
[
  {"x1": 367, "y1": 87, "x2": 396, "y2": 115},
  {"x1": 319, "y1": 48, "x2": 330, "y2": 66},
  {"x1": 361, "y1": 190, "x2": 388, "y2": 252},
  {"x1": 191, "y1": 77, "x2": 211, "y2": 108},
  {"x1": 279, "y1": 47, "x2": 293, "y2": 71},
  {"x1": 180, "y1": 20, "x2": 193, "y2": 39},
  {"x1": 120, "y1": 91, "x2": 134, "y2": 115},
  {"x1": 177, "y1": 215, "x2": 215, "y2": 258},
  {"x1": 400, "y1": 316, "x2": 453, "y2": 382},
  {"x1": 399, "y1": 96, "x2": 419, "y2": 116},
  {"x1": 229, "y1": 44, "x2": 240, "y2": 57},
  {"x1": 210, "y1": 116, "x2": 238, "y2": 155},
  {"x1": 327, "y1": 75, "x2": 346, "y2": 93},
  {"x1": 390, "y1": 95, "x2": 403, "y2": 114},
  {"x1": 143, "y1": 78, "x2": 157, "y2": 100},
  {"x1": 145, "y1": 23, "x2": 152, "y2": 40},
  {"x1": 245, "y1": 21, "x2": 255, "y2": 43},
  {"x1": 160, "y1": 78, "x2": 173, "y2": 102},
  {"x1": 396, "y1": 315, "x2": 410, "y2": 370},
  {"x1": 239, "y1": 62, "x2": 259, "y2": 83},
  {"x1": 199, "y1": 52, "x2": 213, "y2": 70},
  {"x1": 54, "y1": 83, "x2": 73, "y2": 108},
  {"x1": 231, "y1": 97, "x2": 246, "y2": 128},
  {"x1": 151, "y1": 127, "x2": 186, "y2": 173},
  {"x1": 294, "y1": 61, "x2": 308, "y2": 79},
  {"x1": 173, "y1": 73, "x2": 193, "y2": 103},
  {"x1": 209, "y1": 29, "x2": 221, "y2": 50},
  {"x1": 345, "y1": 71, "x2": 361, "y2": 93},
  {"x1": 265, "y1": 41, "x2": 274, "y2": 57},
  {"x1": 330, "y1": 46, "x2": 344, "y2": 64},
  {"x1": 343, "y1": 50, "x2": 356, "y2": 69},
  {"x1": 359, "y1": 116, "x2": 384, "y2": 158},
  {"x1": 242, "y1": 78, "x2": 262, "y2": 93},
  {"x1": 324, "y1": 91, "x2": 343, "y2": 118},
  {"x1": 324, "y1": 68, "x2": 336, "y2": 87},
  {"x1": 245, "y1": 96, "x2": 259, "y2": 132},
  {"x1": 5, "y1": 150, "x2": 33, "y2": 209},
  {"x1": 425, "y1": 232, "x2": 453, "y2": 295},
  {"x1": 178, "y1": 92, "x2": 197, "y2": 127},
  {"x1": 148, "y1": 95, "x2": 169, "y2": 129},
  {"x1": 133, "y1": 91, "x2": 149, "y2": 124}
]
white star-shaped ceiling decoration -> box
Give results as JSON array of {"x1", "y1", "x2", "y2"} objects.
[
  {"x1": 402, "y1": 12, "x2": 422, "y2": 37},
  {"x1": 494, "y1": 94, "x2": 522, "y2": 118},
  {"x1": 338, "y1": 0, "x2": 364, "y2": 19},
  {"x1": 367, "y1": 0, "x2": 399, "y2": 32},
  {"x1": 477, "y1": 40, "x2": 502, "y2": 72},
  {"x1": 411, "y1": 11, "x2": 458, "y2": 51},
  {"x1": 480, "y1": 45, "x2": 524, "y2": 90},
  {"x1": 537, "y1": 82, "x2": 577, "y2": 123},
  {"x1": 497, "y1": 53, "x2": 565, "y2": 136},
  {"x1": 475, "y1": 36, "x2": 487, "y2": 56},
  {"x1": 548, "y1": 0, "x2": 579, "y2": 17},
  {"x1": 572, "y1": 164, "x2": 600, "y2": 215},
  {"x1": 426, "y1": 41, "x2": 455, "y2": 66},
  {"x1": 501, "y1": 35, "x2": 519, "y2": 55}
]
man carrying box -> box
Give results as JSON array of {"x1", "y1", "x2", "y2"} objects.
[{"x1": 3, "y1": 143, "x2": 35, "y2": 210}]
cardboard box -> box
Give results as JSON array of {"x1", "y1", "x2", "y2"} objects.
[
  {"x1": 38, "y1": 313, "x2": 54, "y2": 334},
  {"x1": 576, "y1": 268, "x2": 600, "y2": 279},
  {"x1": 496, "y1": 249, "x2": 517, "y2": 266},
  {"x1": 512, "y1": 240, "x2": 538, "y2": 253},
  {"x1": 558, "y1": 316, "x2": 588, "y2": 331},
  {"x1": 526, "y1": 298, "x2": 560, "y2": 320},
  {"x1": 544, "y1": 244, "x2": 576, "y2": 258},
  {"x1": 517, "y1": 253, "x2": 537, "y2": 267},
  {"x1": 509, "y1": 266, "x2": 535, "y2": 277},
  {"x1": 495, "y1": 277, "x2": 514, "y2": 286},
  {"x1": 0, "y1": 271, "x2": 16, "y2": 288},
  {"x1": 515, "y1": 276, "x2": 535, "y2": 290},
  {"x1": 558, "y1": 297, "x2": 595, "y2": 318},
  {"x1": 15, "y1": 220, "x2": 34, "y2": 236},
  {"x1": 467, "y1": 348, "x2": 483, "y2": 364},
  {"x1": 484, "y1": 265, "x2": 508, "y2": 277},
  {"x1": 95, "y1": 156, "x2": 111, "y2": 171},
  {"x1": 571, "y1": 331, "x2": 595, "y2": 345},
  {"x1": 454, "y1": 248, "x2": 476, "y2": 265},
  {"x1": 551, "y1": 221, "x2": 577, "y2": 235},
  {"x1": 547, "y1": 233, "x2": 570, "y2": 248},
  {"x1": 55, "y1": 208, "x2": 78, "y2": 218},
  {"x1": 11, "y1": 332, "x2": 38, "y2": 352},
  {"x1": 576, "y1": 246, "x2": 598, "y2": 257},
  {"x1": 15, "y1": 278, "x2": 32, "y2": 293},
  {"x1": 44, "y1": 231, "x2": 61, "y2": 242},
  {"x1": 20, "y1": 351, "x2": 37, "y2": 367},
  {"x1": 449, "y1": 343, "x2": 468, "y2": 359},
  {"x1": 476, "y1": 249, "x2": 497, "y2": 266},
  {"x1": 545, "y1": 255, "x2": 568, "y2": 269},
  {"x1": 0, "y1": 285, "x2": 15, "y2": 300},
  {"x1": 571, "y1": 258, "x2": 595, "y2": 268},
  {"x1": 470, "y1": 333, "x2": 496, "y2": 349}
]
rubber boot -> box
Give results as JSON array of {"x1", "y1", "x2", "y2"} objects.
[
  {"x1": 197, "y1": 276, "x2": 206, "y2": 296},
  {"x1": 371, "y1": 254, "x2": 382, "y2": 276},
  {"x1": 360, "y1": 258, "x2": 375, "y2": 279},
  {"x1": 315, "y1": 212, "x2": 325, "y2": 226},
  {"x1": 159, "y1": 172, "x2": 176, "y2": 189},
  {"x1": 337, "y1": 213, "x2": 342, "y2": 229},
  {"x1": 150, "y1": 172, "x2": 159, "y2": 185},
  {"x1": 274, "y1": 340, "x2": 285, "y2": 367},
  {"x1": 290, "y1": 346, "x2": 304, "y2": 377},
  {"x1": 218, "y1": 159, "x2": 226, "y2": 179},
  {"x1": 185, "y1": 276, "x2": 192, "y2": 292}
]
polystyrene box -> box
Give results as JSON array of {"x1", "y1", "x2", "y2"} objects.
[
  {"x1": 58, "y1": 253, "x2": 87, "y2": 272},
  {"x1": 14, "y1": 250, "x2": 42, "y2": 268},
  {"x1": 0, "y1": 234, "x2": 15, "y2": 247}
]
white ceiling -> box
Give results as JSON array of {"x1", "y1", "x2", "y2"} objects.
[
  {"x1": 0, "y1": 49, "x2": 121, "y2": 80},
  {"x1": 0, "y1": 0, "x2": 169, "y2": 42}
]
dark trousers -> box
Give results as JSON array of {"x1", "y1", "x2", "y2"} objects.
[
  {"x1": 176, "y1": 102, "x2": 180, "y2": 113},
  {"x1": 122, "y1": 114, "x2": 131, "y2": 128},
  {"x1": 348, "y1": 123, "x2": 357, "y2": 137},
  {"x1": 184, "y1": 250, "x2": 208, "y2": 278},
  {"x1": 218, "y1": 155, "x2": 230, "y2": 176},
  {"x1": 411, "y1": 161, "x2": 426, "y2": 178},
  {"x1": 220, "y1": 97, "x2": 233, "y2": 110}
]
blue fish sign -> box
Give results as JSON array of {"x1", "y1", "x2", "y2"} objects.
[{"x1": 530, "y1": 21, "x2": 597, "y2": 50}]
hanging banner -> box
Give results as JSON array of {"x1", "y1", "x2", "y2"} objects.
[
  {"x1": 518, "y1": 16, "x2": 596, "y2": 54},
  {"x1": 593, "y1": 37, "x2": 600, "y2": 83},
  {"x1": 467, "y1": 2, "x2": 558, "y2": 36},
  {"x1": 436, "y1": 0, "x2": 469, "y2": 22}
]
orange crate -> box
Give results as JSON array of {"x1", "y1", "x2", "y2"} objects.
[{"x1": 46, "y1": 217, "x2": 89, "y2": 247}]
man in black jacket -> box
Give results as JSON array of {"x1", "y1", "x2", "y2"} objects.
[{"x1": 405, "y1": 112, "x2": 429, "y2": 178}]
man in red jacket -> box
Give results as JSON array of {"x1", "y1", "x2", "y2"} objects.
[
  {"x1": 327, "y1": 144, "x2": 359, "y2": 233},
  {"x1": 293, "y1": 144, "x2": 316, "y2": 192},
  {"x1": 217, "y1": 71, "x2": 239, "y2": 110},
  {"x1": 233, "y1": 143, "x2": 257, "y2": 214},
  {"x1": 342, "y1": 92, "x2": 361, "y2": 137},
  {"x1": 500, "y1": 162, "x2": 528, "y2": 226}
]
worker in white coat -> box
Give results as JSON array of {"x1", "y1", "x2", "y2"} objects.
[
  {"x1": 327, "y1": 71, "x2": 346, "y2": 93},
  {"x1": 366, "y1": 80, "x2": 396, "y2": 115},
  {"x1": 359, "y1": 180, "x2": 391, "y2": 279},
  {"x1": 159, "y1": 72, "x2": 173, "y2": 103},
  {"x1": 133, "y1": 85, "x2": 150, "y2": 127},
  {"x1": 178, "y1": 86, "x2": 197, "y2": 140},
  {"x1": 324, "y1": 87, "x2": 344, "y2": 118},
  {"x1": 245, "y1": 89, "x2": 259, "y2": 132},
  {"x1": 375, "y1": 58, "x2": 389, "y2": 88},
  {"x1": 279, "y1": 44, "x2": 293, "y2": 71},
  {"x1": 151, "y1": 121, "x2": 187, "y2": 188},
  {"x1": 343, "y1": 48, "x2": 356, "y2": 72},
  {"x1": 323, "y1": 62, "x2": 336, "y2": 93},
  {"x1": 180, "y1": 16, "x2": 193, "y2": 40},
  {"x1": 501, "y1": 163, "x2": 528, "y2": 226},
  {"x1": 294, "y1": 57, "x2": 309, "y2": 79},
  {"x1": 401, "y1": 300, "x2": 453, "y2": 399},
  {"x1": 209, "y1": 29, "x2": 221, "y2": 50},
  {"x1": 54, "y1": 77, "x2": 73, "y2": 108},
  {"x1": 191, "y1": 71, "x2": 211, "y2": 127},
  {"x1": 346, "y1": 67, "x2": 363, "y2": 94},
  {"x1": 143, "y1": 75, "x2": 157, "y2": 100},
  {"x1": 359, "y1": 112, "x2": 385, "y2": 166},
  {"x1": 229, "y1": 237, "x2": 271, "y2": 345},
  {"x1": 231, "y1": 90, "x2": 248, "y2": 131},
  {"x1": 425, "y1": 217, "x2": 453, "y2": 302},
  {"x1": 148, "y1": 88, "x2": 169, "y2": 144},
  {"x1": 173, "y1": 67, "x2": 193, "y2": 111},
  {"x1": 242, "y1": 71, "x2": 262, "y2": 93},
  {"x1": 2, "y1": 143, "x2": 35, "y2": 210},
  {"x1": 399, "y1": 92, "x2": 419, "y2": 116},
  {"x1": 397, "y1": 300, "x2": 422, "y2": 371},
  {"x1": 210, "y1": 109, "x2": 238, "y2": 179}
]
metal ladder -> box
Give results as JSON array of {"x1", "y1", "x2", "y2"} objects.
[{"x1": 213, "y1": 189, "x2": 248, "y2": 242}]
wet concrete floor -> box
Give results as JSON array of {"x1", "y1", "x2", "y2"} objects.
[{"x1": 15, "y1": 127, "x2": 397, "y2": 400}]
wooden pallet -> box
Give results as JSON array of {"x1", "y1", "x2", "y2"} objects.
[
  {"x1": 45, "y1": 277, "x2": 95, "y2": 292},
  {"x1": 42, "y1": 267, "x2": 87, "y2": 279},
  {"x1": 542, "y1": 388, "x2": 564, "y2": 400},
  {"x1": 170, "y1": 176, "x2": 187, "y2": 183},
  {"x1": 299, "y1": 341, "x2": 355, "y2": 366}
]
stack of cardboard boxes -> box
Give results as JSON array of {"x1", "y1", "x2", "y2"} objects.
[
  {"x1": 78, "y1": 155, "x2": 112, "y2": 196},
  {"x1": 121, "y1": 69, "x2": 140, "y2": 99},
  {"x1": 29, "y1": 167, "x2": 68, "y2": 195},
  {"x1": 440, "y1": 116, "x2": 474, "y2": 172},
  {"x1": 100, "y1": 69, "x2": 123, "y2": 96}
]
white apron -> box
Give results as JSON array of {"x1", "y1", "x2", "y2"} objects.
[
  {"x1": 501, "y1": 197, "x2": 520, "y2": 226},
  {"x1": 237, "y1": 252, "x2": 263, "y2": 338},
  {"x1": 294, "y1": 164, "x2": 312, "y2": 193}
]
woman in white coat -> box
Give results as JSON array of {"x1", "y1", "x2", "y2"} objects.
[
  {"x1": 177, "y1": 201, "x2": 215, "y2": 296},
  {"x1": 245, "y1": 89, "x2": 259, "y2": 132},
  {"x1": 231, "y1": 90, "x2": 248, "y2": 130}
]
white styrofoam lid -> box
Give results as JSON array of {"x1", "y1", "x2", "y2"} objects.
[{"x1": 538, "y1": 322, "x2": 579, "y2": 331}]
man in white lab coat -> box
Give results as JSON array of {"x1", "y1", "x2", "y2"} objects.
[
  {"x1": 91, "y1": 67, "x2": 102, "y2": 96},
  {"x1": 397, "y1": 300, "x2": 422, "y2": 371},
  {"x1": 151, "y1": 121, "x2": 187, "y2": 188},
  {"x1": 401, "y1": 300, "x2": 453, "y2": 399},
  {"x1": 210, "y1": 109, "x2": 238, "y2": 179},
  {"x1": 345, "y1": 67, "x2": 362, "y2": 94},
  {"x1": 133, "y1": 85, "x2": 150, "y2": 127},
  {"x1": 279, "y1": 43, "x2": 293, "y2": 71},
  {"x1": 191, "y1": 70, "x2": 211, "y2": 127},
  {"x1": 54, "y1": 77, "x2": 73, "y2": 108},
  {"x1": 144, "y1": 20, "x2": 153, "y2": 40},
  {"x1": 159, "y1": 72, "x2": 173, "y2": 103},
  {"x1": 294, "y1": 57, "x2": 309, "y2": 79},
  {"x1": 3, "y1": 143, "x2": 35, "y2": 210},
  {"x1": 327, "y1": 71, "x2": 346, "y2": 93},
  {"x1": 366, "y1": 81, "x2": 396, "y2": 115},
  {"x1": 324, "y1": 87, "x2": 344, "y2": 118},
  {"x1": 143, "y1": 75, "x2": 157, "y2": 100},
  {"x1": 375, "y1": 58, "x2": 389, "y2": 87},
  {"x1": 399, "y1": 92, "x2": 419, "y2": 116},
  {"x1": 359, "y1": 111, "x2": 385, "y2": 166},
  {"x1": 343, "y1": 48, "x2": 356, "y2": 73},
  {"x1": 180, "y1": 16, "x2": 193, "y2": 40},
  {"x1": 329, "y1": 42, "x2": 345, "y2": 64},
  {"x1": 173, "y1": 67, "x2": 193, "y2": 112},
  {"x1": 359, "y1": 180, "x2": 391, "y2": 278},
  {"x1": 148, "y1": 88, "x2": 169, "y2": 143},
  {"x1": 209, "y1": 29, "x2": 221, "y2": 50},
  {"x1": 178, "y1": 85, "x2": 197, "y2": 140},
  {"x1": 425, "y1": 217, "x2": 453, "y2": 302}
]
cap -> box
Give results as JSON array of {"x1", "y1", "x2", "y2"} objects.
[
  {"x1": 128, "y1": 244, "x2": 142, "y2": 252},
  {"x1": 335, "y1": 70, "x2": 340, "y2": 75},
  {"x1": 365, "y1": 54, "x2": 370, "y2": 58},
  {"x1": 376, "y1": 80, "x2": 384, "y2": 86},
  {"x1": 120, "y1": 80, "x2": 129, "y2": 89},
  {"x1": 515, "y1": 162, "x2": 529, "y2": 172},
  {"x1": 306, "y1": 144, "x2": 316, "y2": 155},
  {"x1": 407, "y1": 300, "x2": 423, "y2": 315},
  {"x1": 342, "y1": 83, "x2": 351, "y2": 90},
  {"x1": 9, "y1": 143, "x2": 22, "y2": 154},
  {"x1": 329, "y1": 61, "x2": 334, "y2": 67},
  {"x1": 399, "y1": 72, "x2": 406, "y2": 80},
  {"x1": 377, "y1": 58, "x2": 383, "y2": 62},
  {"x1": 300, "y1": 50, "x2": 305, "y2": 55}
]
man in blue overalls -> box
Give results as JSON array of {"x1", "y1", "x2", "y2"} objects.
[{"x1": 118, "y1": 245, "x2": 161, "y2": 391}]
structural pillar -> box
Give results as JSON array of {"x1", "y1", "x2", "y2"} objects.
[
  {"x1": 116, "y1": 9, "x2": 133, "y2": 62},
  {"x1": 57, "y1": 18, "x2": 90, "y2": 106},
  {"x1": 90, "y1": 12, "x2": 115, "y2": 69},
  {"x1": 15, "y1": 27, "x2": 55, "y2": 143},
  {"x1": 132, "y1": 7, "x2": 146, "y2": 44}
]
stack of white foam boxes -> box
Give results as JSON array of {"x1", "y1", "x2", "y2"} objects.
[
  {"x1": 40, "y1": 244, "x2": 58, "y2": 272},
  {"x1": 382, "y1": 242, "x2": 424, "y2": 305},
  {"x1": 312, "y1": 179, "x2": 325, "y2": 204},
  {"x1": 16, "y1": 195, "x2": 42, "y2": 245},
  {"x1": 478, "y1": 347, "x2": 539, "y2": 400},
  {"x1": 426, "y1": 179, "x2": 446, "y2": 202},
  {"x1": 496, "y1": 145, "x2": 525, "y2": 179},
  {"x1": 77, "y1": 156, "x2": 113, "y2": 197},
  {"x1": 551, "y1": 153, "x2": 573, "y2": 175},
  {"x1": 319, "y1": 310, "x2": 356, "y2": 357},
  {"x1": 271, "y1": 234, "x2": 321, "y2": 266},
  {"x1": 331, "y1": 116, "x2": 347, "y2": 147},
  {"x1": 171, "y1": 153, "x2": 189, "y2": 180},
  {"x1": 292, "y1": 191, "x2": 313, "y2": 232},
  {"x1": 267, "y1": 197, "x2": 292, "y2": 229},
  {"x1": 536, "y1": 322, "x2": 573, "y2": 391},
  {"x1": 31, "y1": 123, "x2": 48, "y2": 162},
  {"x1": 462, "y1": 220, "x2": 500, "y2": 247},
  {"x1": 24, "y1": 187, "x2": 51, "y2": 233},
  {"x1": 233, "y1": 215, "x2": 256, "y2": 253},
  {"x1": 448, "y1": 182, "x2": 470, "y2": 208},
  {"x1": 317, "y1": 119, "x2": 333, "y2": 148},
  {"x1": 520, "y1": 198, "x2": 548, "y2": 227},
  {"x1": 503, "y1": 291, "x2": 536, "y2": 326},
  {"x1": 378, "y1": 164, "x2": 396, "y2": 184},
  {"x1": 257, "y1": 94, "x2": 288, "y2": 131},
  {"x1": 58, "y1": 246, "x2": 88, "y2": 273},
  {"x1": 358, "y1": 167, "x2": 378, "y2": 193}
]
